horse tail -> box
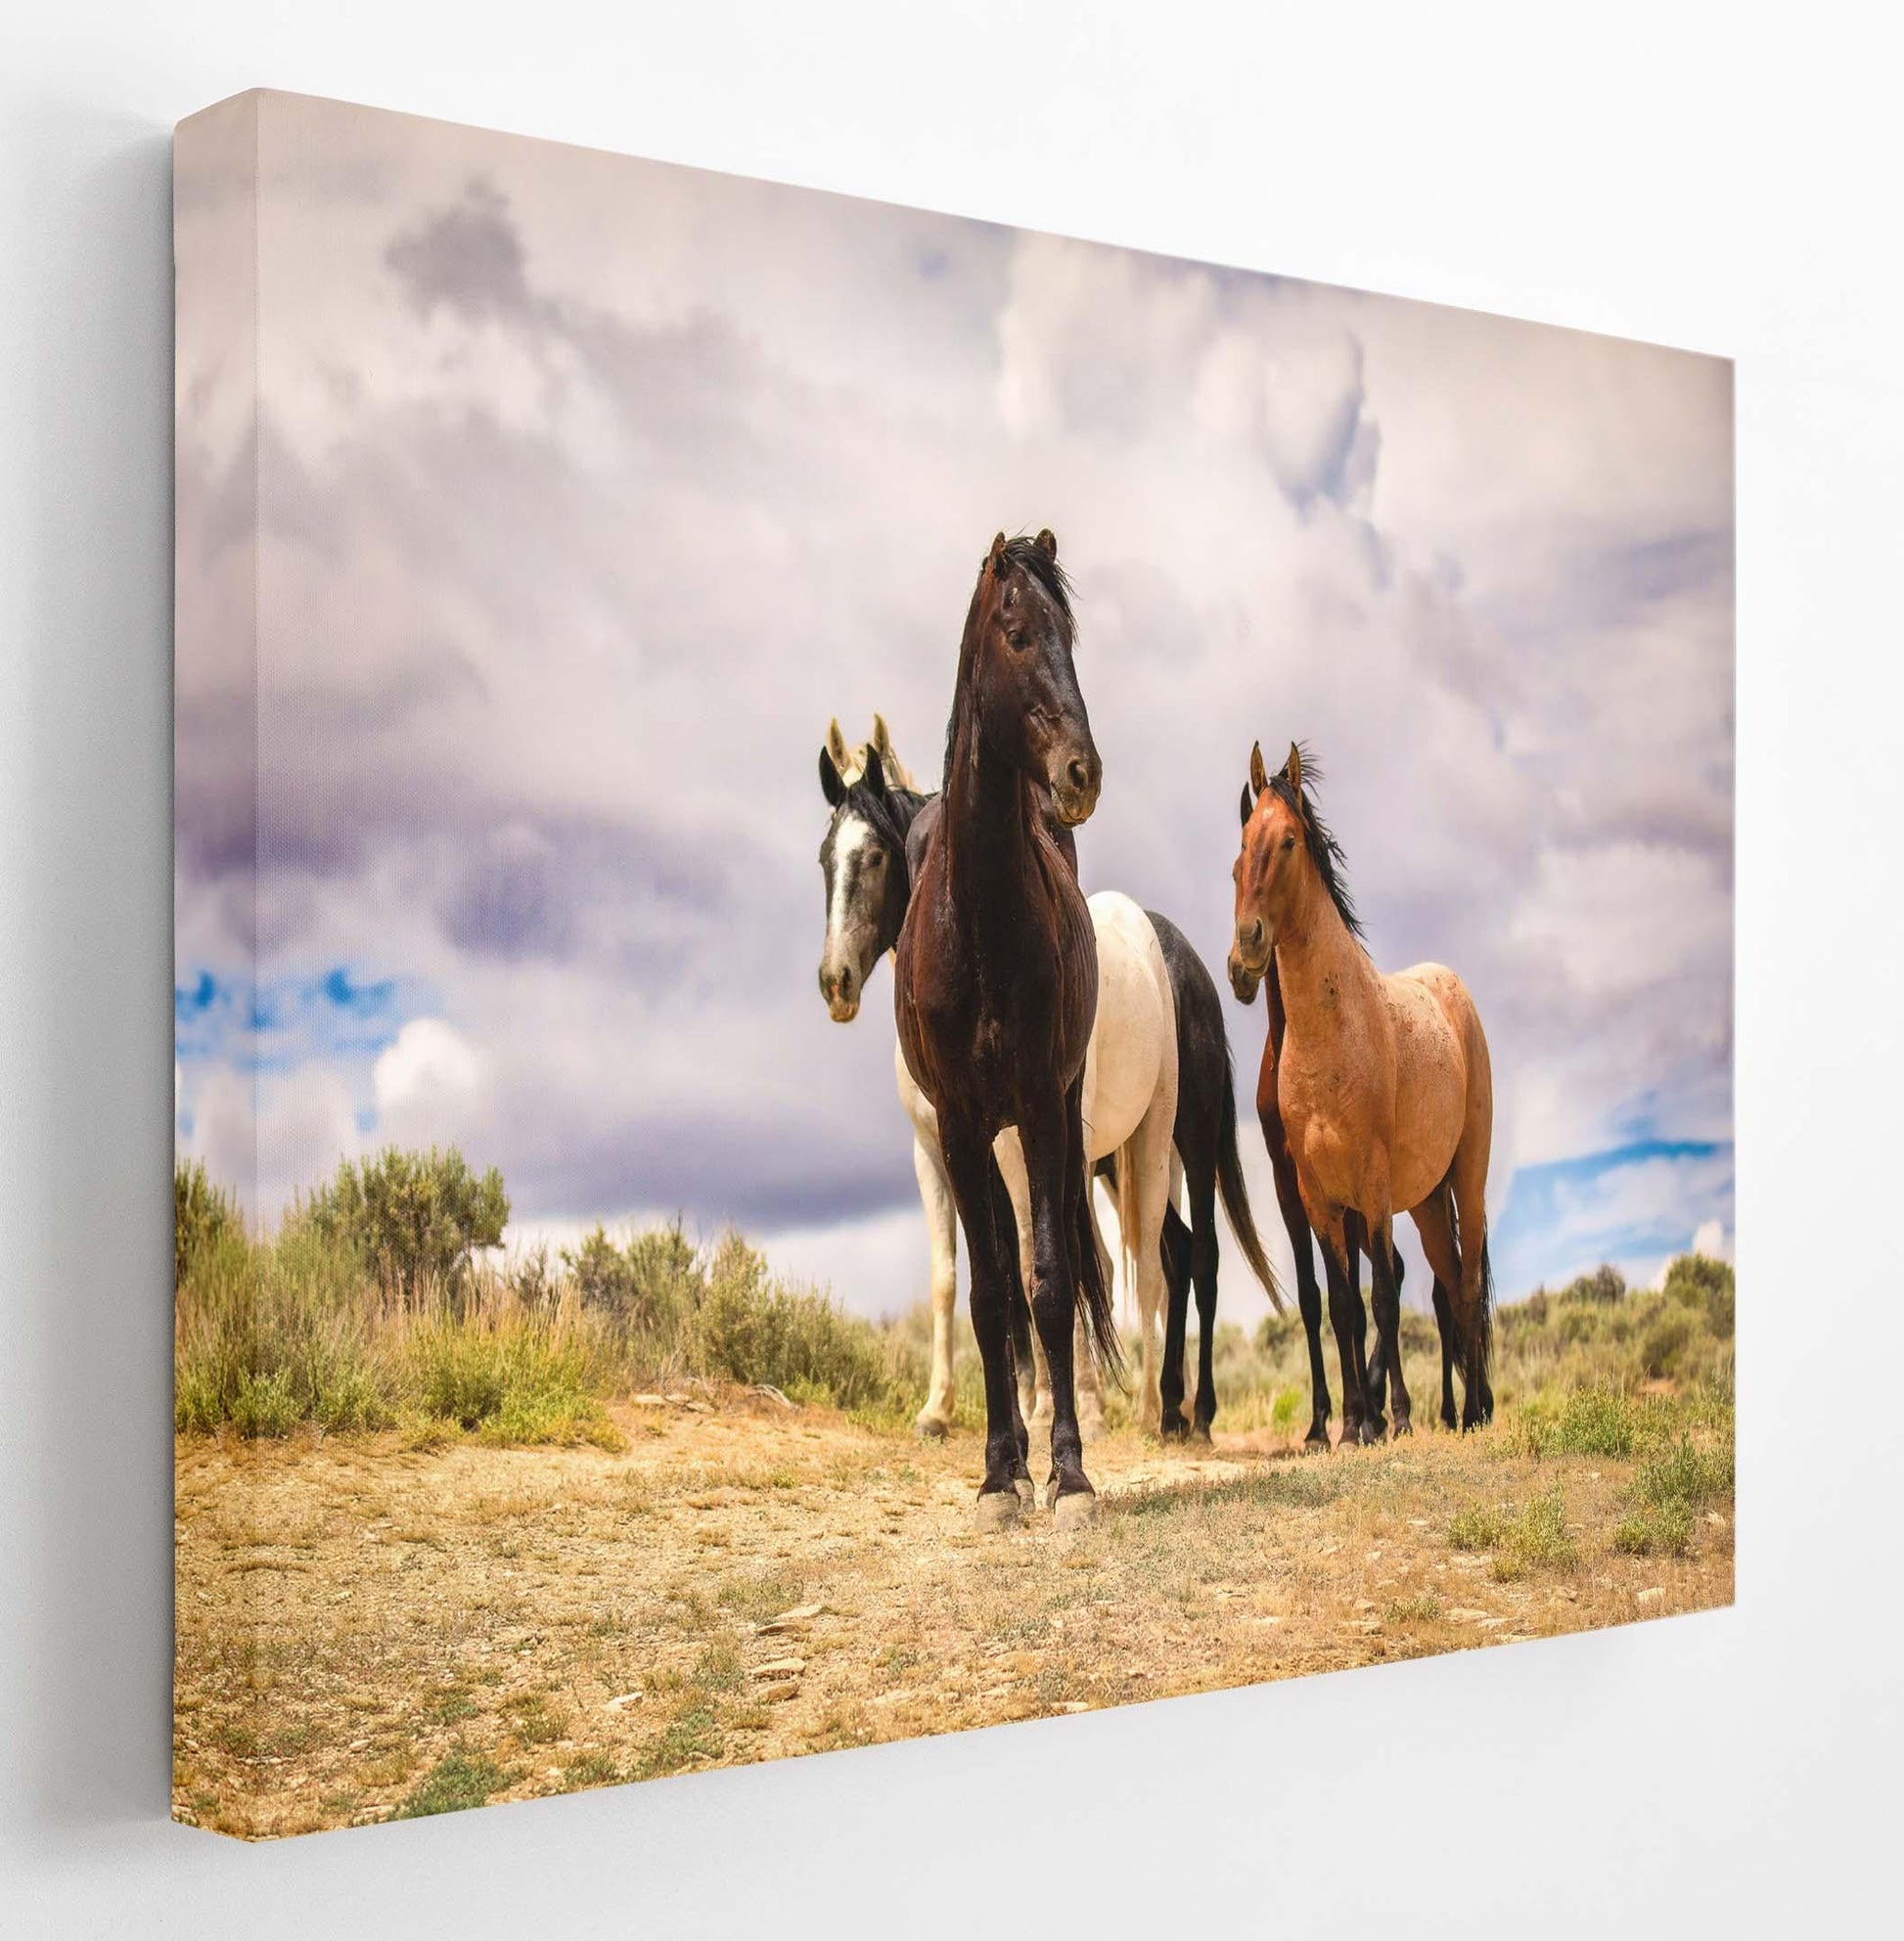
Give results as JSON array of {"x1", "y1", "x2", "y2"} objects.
[
  {"x1": 1216, "y1": 1054, "x2": 1289, "y2": 1316},
  {"x1": 1074, "y1": 1087, "x2": 1125, "y2": 1387},
  {"x1": 1443, "y1": 1176, "x2": 1495, "y2": 1415},
  {"x1": 1475, "y1": 1234, "x2": 1496, "y2": 1415}
]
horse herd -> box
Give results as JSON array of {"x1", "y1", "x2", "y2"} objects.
[{"x1": 814, "y1": 529, "x2": 1495, "y2": 1527}]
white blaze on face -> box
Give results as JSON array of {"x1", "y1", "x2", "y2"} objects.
[{"x1": 826, "y1": 811, "x2": 878, "y2": 970}]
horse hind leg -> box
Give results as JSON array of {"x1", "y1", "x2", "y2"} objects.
[
  {"x1": 1019, "y1": 1095, "x2": 1097, "y2": 1515},
  {"x1": 1432, "y1": 1281, "x2": 1458, "y2": 1428},
  {"x1": 1365, "y1": 1214, "x2": 1411, "y2": 1437},
  {"x1": 1409, "y1": 1187, "x2": 1462, "y2": 1429},
  {"x1": 1158, "y1": 1199, "x2": 1194, "y2": 1440},
  {"x1": 1124, "y1": 1105, "x2": 1177, "y2": 1440},
  {"x1": 1446, "y1": 1164, "x2": 1495, "y2": 1430},
  {"x1": 912, "y1": 1135, "x2": 959, "y2": 1439},
  {"x1": 1186, "y1": 1160, "x2": 1220, "y2": 1441},
  {"x1": 1319, "y1": 1217, "x2": 1371, "y2": 1447},
  {"x1": 1070, "y1": 1184, "x2": 1112, "y2": 1442}
]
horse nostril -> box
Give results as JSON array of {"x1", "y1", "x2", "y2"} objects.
[
  {"x1": 1067, "y1": 757, "x2": 1091, "y2": 791},
  {"x1": 1248, "y1": 919, "x2": 1264, "y2": 950},
  {"x1": 838, "y1": 967, "x2": 854, "y2": 1000}
]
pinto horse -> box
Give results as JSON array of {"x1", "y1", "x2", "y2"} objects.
[
  {"x1": 1229, "y1": 742, "x2": 1495, "y2": 1437},
  {"x1": 895, "y1": 530, "x2": 1116, "y2": 1526}
]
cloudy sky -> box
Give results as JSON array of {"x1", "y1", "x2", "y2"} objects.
[{"x1": 175, "y1": 91, "x2": 1733, "y2": 1323}]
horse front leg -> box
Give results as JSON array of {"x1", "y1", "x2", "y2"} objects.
[
  {"x1": 1019, "y1": 1096, "x2": 1096, "y2": 1522},
  {"x1": 1366, "y1": 1215, "x2": 1411, "y2": 1437},
  {"x1": 1266, "y1": 1111, "x2": 1331, "y2": 1450},
  {"x1": 1317, "y1": 1209, "x2": 1373, "y2": 1447},
  {"x1": 912, "y1": 1133, "x2": 959, "y2": 1439},
  {"x1": 940, "y1": 1121, "x2": 1028, "y2": 1526}
]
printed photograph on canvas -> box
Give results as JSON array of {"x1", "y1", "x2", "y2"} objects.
[{"x1": 173, "y1": 91, "x2": 1734, "y2": 1838}]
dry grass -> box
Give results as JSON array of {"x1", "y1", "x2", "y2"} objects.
[{"x1": 174, "y1": 1375, "x2": 1733, "y2": 1838}]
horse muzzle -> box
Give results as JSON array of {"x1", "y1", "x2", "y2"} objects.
[
  {"x1": 1049, "y1": 747, "x2": 1102, "y2": 827},
  {"x1": 1228, "y1": 925, "x2": 1267, "y2": 1003},
  {"x1": 818, "y1": 962, "x2": 862, "y2": 1023}
]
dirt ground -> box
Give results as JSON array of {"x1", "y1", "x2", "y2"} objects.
[{"x1": 173, "y1": 1392, "x2": 1734, "y2": 1838}]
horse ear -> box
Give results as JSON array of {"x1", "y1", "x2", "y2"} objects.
[
  {"x1": 1285, "y1": 742, "x2": 1304, "y2": 793},
  {"x1": 988, "y1": 531, "x2": 1008, "y2": 573},
  {"x1": 871, "y1": 712, "x2": 893, "y2": 758},
  {"x1": 1239, "y1": 782, "x2": 1254, "y2": 830},
  {"x1": 827, "y1": 718, "x2": 851, "y2": 774},
  {"x1": 1248, "y1": 741, "x2": 1268, "y2": 796},
  {"x1": 1034, "y1": 528, "x2": 1057, "y2": 562},
  {"x1": 862, "y1": 746, "x2": 886, "y2": 799},
  {"x1": 819, "y1": 745, "x2": 845, "y2": 807}
]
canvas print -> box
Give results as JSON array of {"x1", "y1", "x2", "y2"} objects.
[{"x1": 173, "y1": 91, "x2": 1735, "y2": 1838}]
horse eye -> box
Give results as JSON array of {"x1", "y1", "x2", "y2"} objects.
[{"x1": 1282, "y1": 834, "x2": 1297, "y2": 852}]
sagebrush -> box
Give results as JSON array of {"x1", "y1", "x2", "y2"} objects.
[{"x1": 175, "y1": 1154, "x2": 927, "y2": 1439}]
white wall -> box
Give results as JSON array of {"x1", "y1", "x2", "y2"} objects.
[{"x1": 0, "y1": 3, "x2": 1893, "y2": 1932}]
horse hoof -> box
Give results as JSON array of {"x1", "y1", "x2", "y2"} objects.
[
  {"x1": 1391, "y1": 1418, "x2": 1413, "y2": 1439},
  {"x1": 914, "y1": 1414, "x2": 950, "y2": 1442},
  {"x1": 1158, "y1": 1417, "x2": 1188, "y2": 1443},
  {"x1": 975, "y1": 1491, "x2": 1021, "y2": 1532},
  {"x1": 1303, "y1": 1427, "x2": 1331, "y2": 1455},
  {"x1": 1052, "y1": 1492, "x2": 1098, "y2": 1531},
  {"x1": 1014, "y1": 1475, "x2": 1038, "y2": 1511},
  {"x1": 1190, "y1": 1423, "x2": 1212, "y2": 1446}
]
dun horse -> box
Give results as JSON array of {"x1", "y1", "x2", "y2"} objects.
[
  {"x1": 1229, "y1": 742, "x2": 1495, "y2": 1436},
  {"x1": 817, "y1": 723, "x2": 1283, "y2": 1442},
  {"x1": 894, "y1": 531, "x2": 1116, "y2": 1525}
]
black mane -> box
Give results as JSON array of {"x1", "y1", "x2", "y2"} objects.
[{"x1": 1268, "y1": 745, "x2": 1363, "y2": 942}]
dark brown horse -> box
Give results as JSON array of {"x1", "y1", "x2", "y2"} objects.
[{"x1": 894, "y1": 530, "x2": 1117, "y2": 1527}]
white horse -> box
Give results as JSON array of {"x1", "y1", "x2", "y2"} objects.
[{"x1": 818, "y1": 721, "x2": 1182, "y2": 1435}]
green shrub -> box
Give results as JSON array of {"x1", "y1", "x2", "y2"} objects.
[
  {"x1": 1613, "y1": 1501, "x2": 1695, "y2": 1557},
  {"x1": 395, "y1": 1750, "x2": 510, "y2": 1819},
  {"x1": 1447, "y1": 1504, "x2": 1508, "y2": 1551},
  {"x1": 174, "y1": 1156, "x2": 927, "y2": 1438},
  {"x1": 1633, "y1": 1435, "x2": 1734, "y2": 1511},
  {"x1": 1664, "y1": 1254, "x2": 1735, "y2": 1339},
  {"x1": 1640, "y1": 1309, "x2": 1695, "y2": 1380},
  {"x1": 691, "y1": 1233, "x2": 921, "y2": 1418},
  {"x1": 1560, "y1": 1264, "x2": 1627, "y2": 1307},
  {"x1": 1514, "y1": 1386, "x2": 1641, "y2": 1459},
  {"x1": 296, "y1": 1146, "x2": 508, "y2": 1300},
  {"x1": 1503, "y1": 1487, "x2": 1577, "y2": 1572},
  {"x1": 564, "y1": 1219, "x2": 702, "y2": 1348},
  {"x1": 175, "y1": 1157, "x2": 241, "y2": 1285}
]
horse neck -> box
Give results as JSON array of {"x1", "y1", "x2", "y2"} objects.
[
  {"x1": 940, "y1": 717, "x2": 1042, "y2": 926},
  {"x1": 1272, "y1": 860, "x2": 1376, "y2": 1047},
  {"x1": 877, "y1": 788, "x2": 930, "y2": 958}
]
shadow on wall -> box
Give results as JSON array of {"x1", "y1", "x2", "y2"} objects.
[{"x1": 6, "y1": 107, "x2": 175, "y2": 1829}]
